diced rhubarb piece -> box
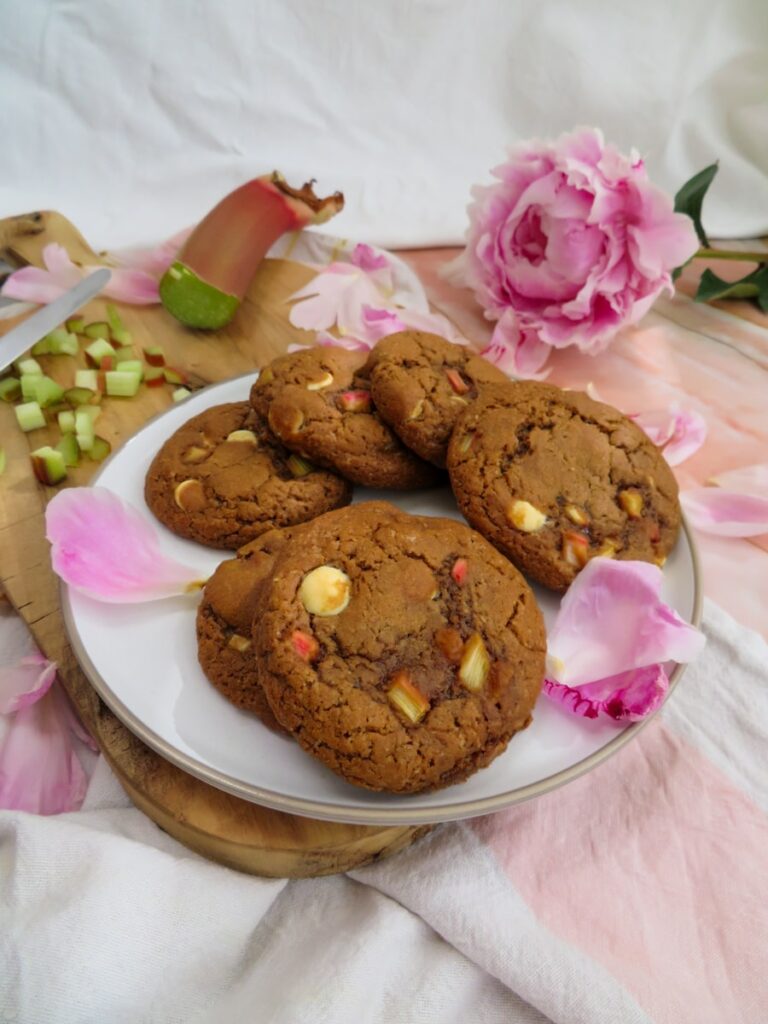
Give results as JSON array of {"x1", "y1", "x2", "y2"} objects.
[
  {"x1": 649, "y1": 522, "x2": 661, "y2": 543},
  {"x1": 337, "y1": 389, "x2": 372, "y2": 413},
  {"x1": 111, "y1": 328, "x2": 133, "y2": 346},
  {"x1": 65, "y1": 316, "x2": 85, "y2": 333},
  {"x1": 83, "y1": 321, "x2": 111, "y2": 340},
  {"x1": 64, "y1": 386, "x2": 98, "y2": 407},
  {"x1": 30, "y1": 446, "x2": 67, "y2": 485},
  {"x1": 32, "y1": 375, "x2": 65, "y2": 408},
  {"x1": 444, "y1": 368, "x2": 469, "y2": 395},
  {"x1": 84, "y1": 338, "x2": 116, "y2": 367},
  {"x1": 74, "y1": 369, "x2": 99, "y2": 391},
  {"x1": 287, "y1": 453, "x2": 314, "y2": 477},
  {"x1": 143, "y1": 346, "x2": 166, "y2": 367},
  {"x1": 459, "y1": 633, "x2": 490, "y2": 692},
  {"x1": 106, "y1": 303, "x2": 125, "y2": 334},
  {"x1": 31, "y1": 337, "x2": 51, "y2": 356},
  {"x1": 450, "y1": 557, "x2": 468, "y2": 586},
  {"x1": 20, "y1": 375, "x2": 42, "y2": 401},
  {"x1": 291, "y1": 629, "x2": 319, "y2": 662},
  {"x1": 56, "y1": 432, "x2": 80, "y2": 467},
  {"x1": 57, "y1": 410, "x2": 76, "y2": 433},
  {"x1": 434, "y1": 627, "x2": 464, "y2": 664},
  {"x1": 88, "y1": 436, "x2": 112, "y2": 462},
  {"x1": 100, "y1": 356, "x2": 115, "y2": 372},
  {"x1": 619, "y1": 488, "x2": 644, "y2": 518},
  {"x1": 562, "y1": 530, "x2": 589, "y2": 567},
  {"x1": 46, "y1": 329, "x2": 78, "y2": 356},
  {"x1": 105, "y1": 371, "x2": 141, "y2": 398},
  {"x1": 0, "y1": 377, "x2": 21, "y2": 403},
  {"x1": 14, "y1": 401, "x2": 46, "y2": 432},
  {"x1": 387, "y1": 670, "x2": 429, "y2": 723},
  {"x1": 159, "y1": 172, "x2": 344, "y2": 329},
  {"x1": 144, "y1": 367, "x2": 165, "y2": 387},
  {"x1": 15, "y1": 357, "x2": 42, "y2": 376},
  {"x1": 172, "y1": 387, "x2": 191, "y2": 402},
  {"x1": 162, "y1": 366, "x2": 188, "y2": 386},
  {"x1": 116, "y1": 359, "x2": 143, "y2": 377},
  {"x1": 75, "y1": 408, "x2": 96, "y2": 452},
  {"x1": 115, "y1": 347, "x2": 137, "y2": 364}
]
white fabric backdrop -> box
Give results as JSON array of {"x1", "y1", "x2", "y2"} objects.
[{"x1": 0, "y1": 0, "x2": 766, "y2": 250}]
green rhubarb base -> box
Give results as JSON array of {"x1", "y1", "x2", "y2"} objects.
[{"x1": 159, "y1": 261, "x2": 240, "y2": 330}]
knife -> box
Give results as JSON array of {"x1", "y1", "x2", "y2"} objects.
[{"x1": 0, "y1": 268, "x2": 112, "y2": 372}]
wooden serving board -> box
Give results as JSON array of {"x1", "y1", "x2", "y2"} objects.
[{"x1": 0, "y1": 212, "x2": 429, "y2": 877}]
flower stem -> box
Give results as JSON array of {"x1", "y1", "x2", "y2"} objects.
[{"x1": 695, "y1": 247, "x2": 768, "y2": 263}]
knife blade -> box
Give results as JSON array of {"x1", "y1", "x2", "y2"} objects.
[{"x1": 0, "y1": 268, "x2": 112, "y2": 372}]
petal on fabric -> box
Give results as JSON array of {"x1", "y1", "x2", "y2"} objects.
[
  {"x1": 545, "y1": 558, "x2": 705, "y2": 687},
  {"x1": 680, "y1": 488, "x2": 768, "y2": 538},
  {"x1": 544, "y1": 664, "x2": 669, "y2": 722},
  {"x1": 0, "y1": 654, "x2": 57, "y2": 714},
  {"x1": 0, "y1": 684, "x2": 88, "y2": 814},
  {"x1": 708, "y1": 462, "x2": 768, "y2": 498},
  {"x1": 350, "y1": 243, "x2": 389, "y2": 271},
  {"x1": 45, "y1": 487, "x2": 206, "y2": 602},
  {"x1": 481, "y1": 309, "x2": 551, "y2": 379},
  {"x1": 631, "y1": 404, "x2": 707, "y2": 465}
]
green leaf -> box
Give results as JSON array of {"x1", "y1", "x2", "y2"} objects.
[
  {"x1": 694, "y1": 265, "x2": 768, "y2": 311},
  {"x1": 674, "y1": 162, "x2": 718, "y2": 248}
]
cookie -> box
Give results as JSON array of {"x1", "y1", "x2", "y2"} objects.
[
  {"x1": 253, "y1": 501, "x2": 546, "y2": 794},
  {"x1": 145, "y1": 401, "x2": 351, "y2": 549},
  {"x1": 196, "y1": 529, "x2": 292, "y2": 731},
  {"x1": 249, "y1": 347, "x2": 439, "y2": 489},
  {"x1": 447, "y1": 381, "x2": 681, "y2": 590},
  {"x1": 364, "y1": 331, "x2": 507, "y2": 466}
]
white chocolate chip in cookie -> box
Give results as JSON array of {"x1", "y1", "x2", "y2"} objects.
[
  {"x1": 299, "y1": 565, "x2": 352, "y2": 616},
  {"x1": 507, "y1": 499, "x2": 547, "y2": 533},
  {"x1": 226, "y1": 429, "x2": 258, "y2": 444},
  {"x1": 306, "y1": 371, "x2": 334, "y2": 391}
]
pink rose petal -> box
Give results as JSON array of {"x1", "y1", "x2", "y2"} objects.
[
  {"x1": 0, "y1": 683, "x2": 88, "y2": 814},
  {"x1": 680, "y1": 488, "x2": 768, "y2": 538},
  {"x1": 544, "y1": 664, "x2": 669, "y2": 722},
  {"x1": 0, "y1": 654, "x2": 57, "y2": 714},
  {"x1": 46, "y1": 488, "x2": 205, "y2": 602},
  {"x1": 545, "y1": 558, "x2": 705, "y2": 688}
]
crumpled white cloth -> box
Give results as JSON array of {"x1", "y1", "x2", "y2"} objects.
[
  {"x1": 0, "y1": 0, "x2": 766, "y2": 250},
  {"x1": 2, "y1": 599, "x2": 766, "y2": 1024}
]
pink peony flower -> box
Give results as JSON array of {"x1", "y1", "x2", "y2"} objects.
[{"x1": 457, "y1": 128, "x2": 699, "y2": 374}]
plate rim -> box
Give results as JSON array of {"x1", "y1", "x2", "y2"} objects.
[{"x1": 61, "y1": 373, "x2": 704, "y2": 827}]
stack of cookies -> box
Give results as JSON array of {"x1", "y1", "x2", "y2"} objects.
[{"x1": 144, "y1": 331, "x2": 681, "y2": 794}]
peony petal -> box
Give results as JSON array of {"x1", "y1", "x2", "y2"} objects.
[
  {"x1": 46, "y1": 487, "x2": 206, "y2": 602},
  {"x1": 350, "y1": 243, "x2": 389, "y2": 271},
  {"x1": 544, "y1": 664, "x2": 669, "y2": 723},
  {"x1": 115, "y1": 227, "x2": 192, "y2": 277},
  {"x1": 101, "y1": 268, "x2": 160, "y2": 304},
  {"x1": 0, "y1": 265, "x2": 78, "y2": 304},
  {"x1": 632, "y1": 404, "x2": 707, "y2": 465},
  {"x1": 708, "y1": 462, "x2": 768, "y2": 499},
  {"x1": 481, "y1": 308, "x2": 551, "y2": 379},
  {"x1": 680, "y1": 488, "x2": 768, "y2": 537},
  {"x1": 0, "y1": 683, "x2": 88, "y2": 814},
  {"x1": 545, "y1": 558, "x2": 705, "y2": 687},
  {"x1": 0, "y1": 654, "x2": 57, "y2": 714}
]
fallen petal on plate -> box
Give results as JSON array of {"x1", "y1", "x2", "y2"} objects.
[
  {"x1": 0, "y1": 653, "x2": 57, "y2": 714},
  {"x1": 0, "y1": 684, "x2": 88, "y2": 814},
  {"x1": 708, "y1": 462, "x2": 768, "y2": 498},
  {"x1": 545, "y1": 558, "x2": 705, "y2": 688},
  {"x1": 681, "y1": 487, "x2": 768, "y2": 537},
  {"x1": 46, "y1": 487, "x2": 206, "y2": 602},
  {"x1": 544, "y1": 664, "x2": 669, "y2": 722}
]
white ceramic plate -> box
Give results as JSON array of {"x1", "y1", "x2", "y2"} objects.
[{"x1": 62, "y1": 374, "x2": 702, "y2": 825}]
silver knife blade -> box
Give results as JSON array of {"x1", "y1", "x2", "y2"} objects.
[{"x1": 0, "y1": 268, "x2": 112, "y2": 372}]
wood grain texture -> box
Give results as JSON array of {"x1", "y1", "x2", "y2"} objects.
[{"x1": 0, "y1": 212, "x2": 427, "y2": 877}]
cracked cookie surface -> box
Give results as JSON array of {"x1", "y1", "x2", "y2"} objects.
[
  {"x1": 249, "y1": 347, "x2": 439, "y2": 489},
  {"x1": 145, "y1": 401, "x2": 351, "y2": 549},
  {"x1": 253, "y1": 501, "x2": 546, "y2": 794},
  {"x1": 447, "y1": 381, "x2": 681, "y2": 590},
  {"x1": 365, "y1": 331, "x2": 507, "y2": 467},
  {"x1": 197, "y1": 529, "x2": 295, "y2": 732}
]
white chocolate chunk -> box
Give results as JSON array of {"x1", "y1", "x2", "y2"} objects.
[{"x1": 299, "y1": 565, "x2": 351, "y2": 616}]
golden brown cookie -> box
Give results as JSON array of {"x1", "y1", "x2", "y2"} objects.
[
  {"x1": 253, "y1": 501, "x2": 546, "y2": 794},
  {"x1": 196, "y1": 529, "x2": 294, "y2": 731},
  {"x1": 249, "y1": 347, "x2": 440, "y2": 489},
  {"x1": 447, "y1": 381, "x2": 681, "y2": 590},
  {"x1": 364, "y1": 331, "x2": 507, "y2": 467},
  {"x1": 145, "y1": 402, "x2": 351, "y2": 549}
]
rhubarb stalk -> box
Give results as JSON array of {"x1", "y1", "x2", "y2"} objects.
[{"x1": 159, "y1": 172, "x2": 344, "y2": 330}]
